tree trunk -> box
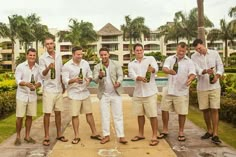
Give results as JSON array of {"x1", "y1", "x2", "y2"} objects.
[
  {"x1": 197, "y1": 0, "x2": 206, "y2": 46},
  {"x1": 225, "y1": 39, "x2": 228, "y2": 67},
  {"x1": 11, "y1": 42, "x2": 15, "y2": 72},
  {"x1": 36, "y1": 40, "x2": 39, "y2": 63},
  {"x1": 129, "y1": 34, "x2": 133, "y2": 61}
]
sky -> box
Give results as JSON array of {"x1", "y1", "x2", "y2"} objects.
[{"x1": 0, "y1": 0, "x2": 235, "y2": 31}]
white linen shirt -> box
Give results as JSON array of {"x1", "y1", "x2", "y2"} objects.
[
  {"x1": 62, "y1": 59, "x2": 92, "y2": 100},
  {"x1": 128, "y1": 56, "x2": 158, "y2": 97},
  {"x1": 39, "y1": 51, "x2": 63, "y2": 93},
  {"x1": 15, "y1": 61, "x2": 42, "y2": 102},
  {"x1": 163, "y1": 55, "x2": 196, "y2": 96},
  {"x1": 191, "y1": 49, "x2": 224, "y2": 91}
]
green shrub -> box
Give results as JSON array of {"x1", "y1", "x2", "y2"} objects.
[
  {"x1": 0, "y1": 80, "x2": 17, "y2": 92},
  {"x1": 0, "y1": 90, "x2": 16, "y2": 118},
  {"x1": 224, "y1": 68, "x2": 236, "y2": 73}
]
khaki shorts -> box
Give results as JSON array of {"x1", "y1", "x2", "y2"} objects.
[
  {"x1": 197, "y1": 88, "x2": 221, "y2": 110},
  {"x1": 161, "y1": 95, "x2": 189, "y2": 115},
  {"x1": 43, "y1": 91, "x2": 63, "y2": 113},
  {"x1": 70, "y1": 97, "x2": 92, "y2": 116},
  {"x1": 16, "y1": 99, "x2": 37, "y2": 117},
  {"x1": 132, "y1": 94, "x2": 157, "y2": 118}
]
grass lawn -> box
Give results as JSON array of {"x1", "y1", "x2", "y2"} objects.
[
  {"x1": 157, "y1": 71, "x2": 167, "y2": 77},
  {"x1": 0, "y1": 99, "x2": 43, "y2": 143},
  {"x1": 187, "y1": 106, "x2": 236, "y2": 149}
]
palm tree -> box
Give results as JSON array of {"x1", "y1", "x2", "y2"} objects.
[
  {"x1": 207, "y1": 19, "x2": 236, "y2": 67},
  {"x1": 0, "y1": 14, "x2": 27, "y2": 71},
  {"x1": 158, "y1": 8, "x2": 213, "y2": 56},
  {"x1": 197, "y1": 0, "x2": 206, "y2": 45},
  {"x1": 57, "y1": 18, "x2": 97, "y2": 48},
  {"x1": 229, "y1": 6, "x2": 236, "y2": 18},
  {"x1": 121, "y1": 16, "x2": 150, "y2": 60}
]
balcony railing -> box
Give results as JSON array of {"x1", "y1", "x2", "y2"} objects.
[{"x1": 101, "y1": 38, "x2": 118, "y2": 42}]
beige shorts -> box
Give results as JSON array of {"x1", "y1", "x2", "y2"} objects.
[
  {"x1": 16, "y1": 99, "x2": 37, "y2": 117},
  {"x1": 161, "y1": 95, "x2": 189, "y2": 115},
  {"x1": 43, "y1": 91, "x2": 63, "y2": 113},
  {"x1": 70, "y1": 97, "x2": 92, "y2": 116},
  {"x1": 197, "y1": 88, "x2": 221, "y2": 110},
  {"x1": 132, "y1": 94, "x2": 157, "y2": 118}
]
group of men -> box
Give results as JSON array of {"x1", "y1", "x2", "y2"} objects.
[{"x1": 14, "y1": 37, "x2": 224, "y2": 147}]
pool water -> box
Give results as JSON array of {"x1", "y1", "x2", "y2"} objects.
[{"x1": 89, "y1": 77, "x2": 167, "y2": 87}]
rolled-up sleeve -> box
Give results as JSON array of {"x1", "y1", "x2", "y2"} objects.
[{"x1": 128, "y1": 62, "x2": 137, "y2": 80}]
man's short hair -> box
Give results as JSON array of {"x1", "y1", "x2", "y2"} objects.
[
  {"x1": 192, "y1": 39, "x2": 203, "y2": 47},
  {"x1": 99, "y1": 47, "x2": 109, "y2": 53},
  {"x1": 27, "y1": 48, "x2": 37, "y2": 55},
  {"x1": 178, "y1": 42, "x2": 187, "y2": 48},
  {"x1": 133, "y1": 43, "x2": 143, "y2": 50},
  {"x1": 72, "y1": 46, "x2": 83, "y2": 54}
]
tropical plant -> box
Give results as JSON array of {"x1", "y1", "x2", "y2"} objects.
[
  {"x1": 229, "y1": 6, "x2": 236, "y2": 18},
  {"x1": 83, "y1": 48, "x2": 99, "y2": 63},
  {"x1": 158, "y1": 8, "x2": 213, "y2": 55},
  {"x1": 0, "y1": 14, "x2": 28, "y2": 71},
  {"x1": 121, "y1": 16, "x2": 150, "y2": 60},
  {"x1": 207, "y1": 19, "x2": 236, "y2": 67},
  {"x1": 57, "y1": 19, "x2": 97, "y2": 48}
]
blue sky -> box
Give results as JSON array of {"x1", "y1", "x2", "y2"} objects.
[{"x1": 0, "y1": 0, "x2": 235, "y2": 30}]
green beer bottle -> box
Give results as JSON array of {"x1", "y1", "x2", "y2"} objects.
[
  {"x1": 101, "y1": 64, "x2": 106, "y2": 77},
  {"x1": 173, "y1": 58, "x2": 178, "y2": 73},
  {"x1": 209, "y1": 67, "x2": 215, "y2": 84},
  {"x1": 50, "y1": 67, "x2": 55, "y2": 79},
  {"x1": 30, "y1": 74, "x2": 35, "y2": 91},
  {"x1": 78, "y1": 68, "x2": 83, "y2": 83},
  {"x1": 145, "y1": 64, "x2": 151, "y2": 83}
]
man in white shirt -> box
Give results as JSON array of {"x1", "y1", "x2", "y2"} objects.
[
  {"x1": 39, "y1": 37, "x2": 68, "y2": 146},
  {"x1": 62, "y1": 46, "x2": 101, "y2": 144},
  {"x1": 191, "y1": 39, "x2": 224, "y2": 144},
  {"x1": 14, "y1": 48, "x2": 42, "y2": 145},
  {"x1": 93, "y1": 47, "x2": 127, "y2": 144},
  {"x1": 128, "y1": 43, "x2": 159, "y2": 146},
  {"x1": 158, "y1": 42, "x2": 196, "y2": 142}
]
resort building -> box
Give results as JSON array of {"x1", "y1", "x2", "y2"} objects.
[{"x1": 0, "y1": 23, "x2": 236, "y2": 71}]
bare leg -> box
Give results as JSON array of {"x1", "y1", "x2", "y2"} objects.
[
  {"x1": 202, "y1": 109, "x2": 213, "y2": 134},
  {"x1": 86, "y1": 113, "x2": 99, "y2": 136},
  {"x1": 178, "y1": 114, "x2": 186, "y2": 136},
  {"x1": 211, "y1": 109, "x2": 219, "y2": 136},
  {"x1": 137, "y1": 116, "x2": 145, "y2": 137},
  {"x1": 161, "y1": 111, "x2": 169, "y2": 133},
  {"x1": 25, "y1": 116, "x2": 32, "y2": 139},
  {"x1": 72, "y1": 116, "x2": 79, "y2": 138},
  {"x1": 55, "y1": 111, "x2": 62, "y2": 137},
  {"x1": 150, "y1": 117, "x2": 158, "y2": 140},
  {"x1": 44, "y1": 113, "x2": 51, "y2": 139},
  {"x1": 16, "y1": 117, "x2": 23, "y2": 139}
]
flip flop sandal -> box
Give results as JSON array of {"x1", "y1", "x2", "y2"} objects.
[
  {"x1": 90, "y1": 135, "x2": 102, "y2": 140},
  {"x1": 56, "y1": 136, "x2": 68, "y2": 142},
  {"x1": 43, "y1": 139, "x2": 50, "y2": 146},
  {"x1": 131, "y1": 136, "x2": 145, "y2": 141},
  {"x1": 157, "y1": 133, "x2": 168, "y2": 139},
  {"x1": 72, "y1": 138, "x2": 81, "y2": 144}
]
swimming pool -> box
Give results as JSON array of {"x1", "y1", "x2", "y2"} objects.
[{"x1": 89, "y1": 77, "x2": 167, "y2": 87}]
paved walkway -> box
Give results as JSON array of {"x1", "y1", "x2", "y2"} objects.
[{"x1": 0, "y1": 94, "x2": 236, "y2": 157}]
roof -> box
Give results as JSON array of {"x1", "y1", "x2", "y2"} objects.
[{"x1": 97, "y1": 23, "x2": 122, "y2": 36}]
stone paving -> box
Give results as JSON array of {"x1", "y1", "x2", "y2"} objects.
[{"x1": 0, "y1": 94, "x2": 236, "y2": 157}]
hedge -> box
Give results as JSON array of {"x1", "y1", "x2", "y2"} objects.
[
  {"x1": 0, "y1": 80, "x2": 17, "y2": 92},
  {"x1": 0, "y1": 90, "x2": 16, "y2": 118}
]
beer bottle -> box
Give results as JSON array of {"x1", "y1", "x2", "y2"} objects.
[
  {"x1": 209, "y1": 67, "x2": 215, "y2": 84},
  {"x1": 100, "y1": 64, "x2": 106, "y2": 77},
  {"x1": 30, "y1": 74, "x2": 35, "y2": 91},
  {"x1": 51, "y1": 66, "x2": 55, "y2": 79},
  {"x1": 173, "y1": 58, "x2": 178, "y2": 73},
  {"x1": 78, "y1": 68, "x2": 83, "y2": 83},
  {"x1": 145, "y1": 64, "x2": 151, "y2": 83}
]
